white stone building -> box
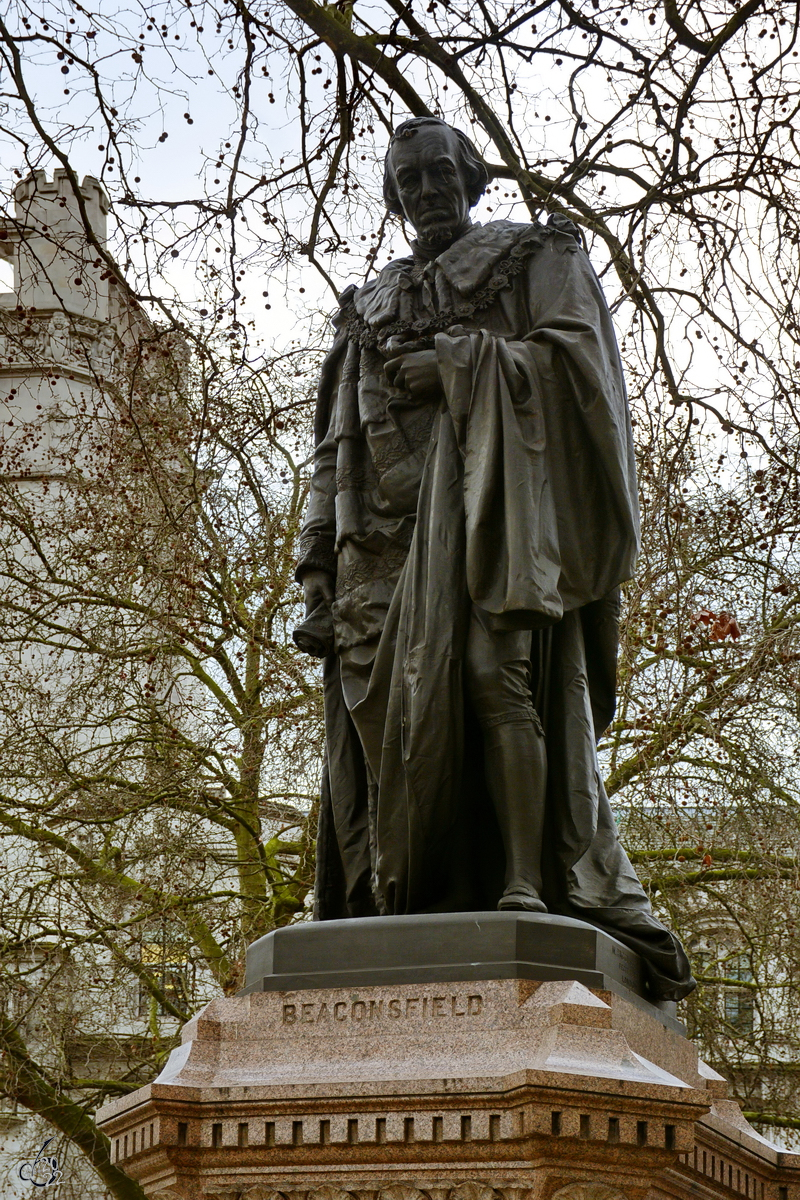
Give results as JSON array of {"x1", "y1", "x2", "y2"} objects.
[{"x1": 0, "y1": 169, "x2": 165, "y2": 1200}]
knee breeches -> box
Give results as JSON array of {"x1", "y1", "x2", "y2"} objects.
[{"x1": 464, "y1": 606, "x2": 539, "y2": 730}]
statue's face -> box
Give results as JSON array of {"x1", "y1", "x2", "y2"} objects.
[{"x1": 388, "y1": 125, "x2": 471, "y2": 249}]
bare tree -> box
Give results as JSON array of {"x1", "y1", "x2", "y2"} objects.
[
  {"x1": 0, "y1": 279, "x2": 323, "y2": 1195},
  {"x1": 611, "y1": 408, "x2": 800, "y2": 1139}
]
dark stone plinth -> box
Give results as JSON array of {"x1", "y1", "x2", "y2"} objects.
[{"x1": 242, "y1": 910, "x2": 682, "y2": 1032}]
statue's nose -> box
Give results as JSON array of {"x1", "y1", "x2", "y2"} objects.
[{"x1": 419, "y1": 170, "x2": 440, "y2": 200}]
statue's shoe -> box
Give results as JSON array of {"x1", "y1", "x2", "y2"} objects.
[{"x1": 497, "y1": 890, "x2": 548, "y2": 914}]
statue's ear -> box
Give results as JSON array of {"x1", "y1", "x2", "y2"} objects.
[{"x1": 468, "y1": 161, "x2": 490, "y2": 208}]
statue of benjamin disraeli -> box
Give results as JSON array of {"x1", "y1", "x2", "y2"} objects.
[{"x1": 295, "y1": 116, "x2": 694, "y2": 1002}]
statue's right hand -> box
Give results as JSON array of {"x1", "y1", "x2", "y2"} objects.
[
  {"x1": 302, "y1": 569, "x2": 335, "y2": 616},
  {"x1": 384, "y1": 349, "x2": 440, "y2": 398}
]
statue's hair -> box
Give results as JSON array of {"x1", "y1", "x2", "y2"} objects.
[{"x1": 383, "y1": 117, "x2": 489, "y2": 216}]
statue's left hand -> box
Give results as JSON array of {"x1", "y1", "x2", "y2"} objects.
[{"x1": 384, "y1": 349, "x2": 441, "y2": 399}]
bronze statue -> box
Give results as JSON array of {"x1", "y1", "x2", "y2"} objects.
[{"x1": 295, "y1": 117, "x2": 694, "y2": 1001}]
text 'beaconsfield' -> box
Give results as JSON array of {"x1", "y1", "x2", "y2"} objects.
[{"x1": 282, "y1": 993, "x2": 484, "y2": 1025}]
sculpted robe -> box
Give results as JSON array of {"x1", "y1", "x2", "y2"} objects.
[{"x1": 296, "y1": 218, "x2": 694, "y2": 1002}]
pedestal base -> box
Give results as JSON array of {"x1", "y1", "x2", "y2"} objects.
[
  {"x1": 97, "y1": 969, "x2": 800, "y2": 1200},
  {"x1": 242, "y1": 913, "x2": 680, "y2": 1032}
]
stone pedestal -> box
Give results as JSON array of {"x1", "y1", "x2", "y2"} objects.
[{"x1": 97, "y1": 915, "x2": 800, "y2": 1200}]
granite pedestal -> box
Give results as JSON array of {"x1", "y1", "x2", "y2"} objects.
[
  {"x1": 96, "y1": 915, "x2": 800, "y2": 1200},
  {"x1": 241, "y1": 913, "x2": 680, "y2": 1031}
]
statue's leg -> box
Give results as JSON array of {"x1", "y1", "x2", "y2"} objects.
[
  {"x1": 486, "y1": 719, "x2": 548, "y2": 912},
  {"x1": 464, "y1": 607, "x2": 548, "y2": 913}
]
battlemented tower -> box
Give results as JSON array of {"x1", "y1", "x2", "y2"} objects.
[
  {"x1": 1, "y1": 167, "x2": 110, "y2": 320},
  {"x1": 0, "y1": 168, "x2": 150, "y2": 481}
]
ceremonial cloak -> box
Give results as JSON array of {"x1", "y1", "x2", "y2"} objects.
[{"x1": 296, "y1": 218, "x2": 695, "y2": 1002}]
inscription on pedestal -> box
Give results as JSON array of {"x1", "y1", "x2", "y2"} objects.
[
  {"x1": 602, "y1": 942, "x2": 642, "y2": 995},
  {"x1": 282, "y1": 992, "x2": 484, "y2": 1025}
]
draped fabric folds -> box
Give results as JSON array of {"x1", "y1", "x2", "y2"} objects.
[{"x1": 302, "y1": 220, "x2": 695, "y2": 1002}]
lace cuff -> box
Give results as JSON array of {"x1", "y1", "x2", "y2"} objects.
[{"x1": 296, "y1": 533, "x2": 336, "y2": 582}]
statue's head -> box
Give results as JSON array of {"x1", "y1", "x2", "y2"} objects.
[{"x1": 383, "y1": 117, "x2": 489, "y2": 250}]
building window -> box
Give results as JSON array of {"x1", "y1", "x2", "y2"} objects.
[
  {"x1": 138, "y1": 942, "x2": 189, "y2": 1017},
  {"x1": 723, "y1": 953, "x2": 754, "y2": 1035}
]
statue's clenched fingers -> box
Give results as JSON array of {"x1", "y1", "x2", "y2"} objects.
[
  {"x1": 385, "y1": 350, "x2": 439, "y2": 397},
  {"x1": 384, "y1": 355, "x2": 404, "y2": 387}
]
